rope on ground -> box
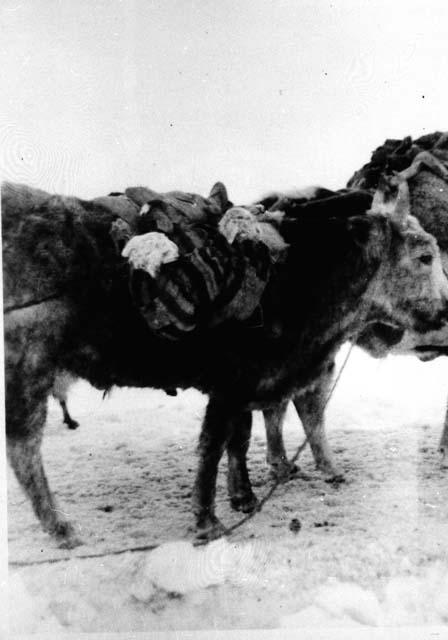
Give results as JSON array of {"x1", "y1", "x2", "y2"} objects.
[{"x1": 3, "y1": 291, "x2": 66, "y2": 313}]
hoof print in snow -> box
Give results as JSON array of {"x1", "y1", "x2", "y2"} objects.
[
  {"x1": 313, "y1": 520, "x2": 335, "y2": 529},
  {"x1": 288, "y1": 518, "x2": 302, "y2": 534},
  {"x1": 324, "y1": 473, "x2": 346, "y2": 485},
  {"x1": 98, "y1": 505, "x2": 114, "y2": 513}
]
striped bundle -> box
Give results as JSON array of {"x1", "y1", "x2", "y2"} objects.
[{"x1": 123, "y1": 184, "x2": 273, "y2": 339}]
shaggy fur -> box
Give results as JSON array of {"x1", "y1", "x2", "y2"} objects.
[{"x1": 3, "y1": 180, "x2": 448, "y2": 545}]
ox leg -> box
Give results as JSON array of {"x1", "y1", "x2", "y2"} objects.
[
  {"x1": 264, "y1": 401, "x2": 299, "y2": 481},
  {"x1": 52, "y1": 372, "x2": 79, "y2": 430},
  {"x1": 226, "y1": 411, "x2": 259, "y2": 513},
  {"x1": 192, "y1": 395, "x2": 243, "y2": 539},
  {"x1": 59, "y1": 399, "x2": 80, "y2": 430},
  {"x1": 293, "y1": 363, "x2": 345, "y2": 482},
  {"x1": 440, "y1": 395, "x2": 448, "y2": 469},
  {"x1": 5, "y1": 318, "x2": 81, "y2": 548},
  {"x1": 7, "y1": 402, "x2": 81, "y2": 549}
]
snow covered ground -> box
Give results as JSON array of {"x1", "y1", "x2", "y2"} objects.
[{"x1": 6, "y1": 346, "x2": 448, "y2": 636}]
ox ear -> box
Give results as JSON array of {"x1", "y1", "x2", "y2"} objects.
[
  {"x1": 209, "y1": 182, "x2": 231, "y2": 212},
  {"x1": 372, "y1": 178, "x2": 409, "y2": 226},
  {"x1": 371, "y1": 175, "x2": 395, "y2": 215},
  {"x1": 371, "y1": 174, "x2": 410, "y2": 226},
  {"x1": 371, "y1": 176, "x2": 410, "y2": 230},
  {"x1": 391, "y1": 180, "x2": 411, "y2": 225}
]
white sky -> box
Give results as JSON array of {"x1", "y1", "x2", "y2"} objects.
[{"x1": 1, "y1": 0, "x2": 448, "y2": 203}]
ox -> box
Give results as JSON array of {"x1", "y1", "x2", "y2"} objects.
[
  {"x1": 3, "y1": 179, "x2": 448, "y2": 546},
  {"x1": 264, "y1": 132, "x2": 448, "y2": 480},
  {"x1": 352, "y1": 133, "x2": 448, "y2": 468}
]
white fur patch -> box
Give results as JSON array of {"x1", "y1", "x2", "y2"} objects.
[
  {"x1": 219, "y1": 206, "x2": 288, "y2": 254},
  {"x1": 122, "y1": 232, "x2": 179, "y2": 277},
  {"x1": 219, "y1": 207, "x2": 261, "y2": 244}
]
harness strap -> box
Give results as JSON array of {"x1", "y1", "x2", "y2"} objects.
[{"x1": 3, "y1": 292, "x2": 65, "y2": 314}]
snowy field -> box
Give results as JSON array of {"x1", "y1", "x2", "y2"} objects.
[{"x1": 6, "y1": 346, "x2": 448, "y2": 635}]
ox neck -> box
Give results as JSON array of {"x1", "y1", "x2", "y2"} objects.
[{"x1": 263, "y1": 215, "x2": 388, "y2": 346}]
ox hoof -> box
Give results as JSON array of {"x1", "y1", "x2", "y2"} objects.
[
  {"x1": 440, "y1": 447, "x2": 448, "y2": 469},
  {"x1": 66, "y1": 419, "x2": 79, "y2": 430},
  {"x1": 316, "y1": 459, "x2": 345, "y2": 483},
  {"x1": 324, "y1": 472, "x2": 346, "y2": 485},
  {"x1": 230, "y1": 492, "x2": 259, "y2": 513},
  {"x1": 57, "y1": 534, "x2": 83, "y2": 549},
  {"x1": 269, "y1": 461, "x2": 303, "y2": 482},
  {"x1": 51, "y1": 521, "x2": 83, "y2": 549},
  {"x1": 194, "y1": 514, "x2": 227, "y2": 541}
]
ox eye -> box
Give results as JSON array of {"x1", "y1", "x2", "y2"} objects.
[{"x1": 419, "y1": 254, "x2": 433, "y2": 265}]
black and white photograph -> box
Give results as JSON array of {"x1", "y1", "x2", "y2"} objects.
[{"x1": 2, "y1": 1, "x2": 448, "y2": 637}]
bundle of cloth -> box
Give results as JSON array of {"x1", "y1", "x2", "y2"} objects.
[
  {"x1": 2, "y1": 181, "x2": 287, "y2": 343},
  {"x1": 104, "y1": 182, "x2": 288, "y2": 339}
]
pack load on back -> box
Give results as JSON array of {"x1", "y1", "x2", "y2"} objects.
[
  {"x1": 114, "y1": 182, "x2": 287, "y2": 339},
  {"x1": 347, "y1": 131, "x2": 448, "y2": 251}
]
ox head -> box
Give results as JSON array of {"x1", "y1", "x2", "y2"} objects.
[
  {"x1": 347, "y1": 133, "x2": 448, "y2": 360},
  {"x1": 360, "y1": 173, "x2": 448, "y2": 342},
  {"x1": 256, "y1": 181, "x2": 448, "y2": 343}
]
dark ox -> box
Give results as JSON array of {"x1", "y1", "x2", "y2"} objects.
[
  {"x1": 3, "y1": 179, "x2": 448, "y2": 547},
  {"x1": 264, "y1": 133, "x2": 448, "y2": 479},
  {"x1": 352, "y1": 133, "x2": 448, "y2": 468}
]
